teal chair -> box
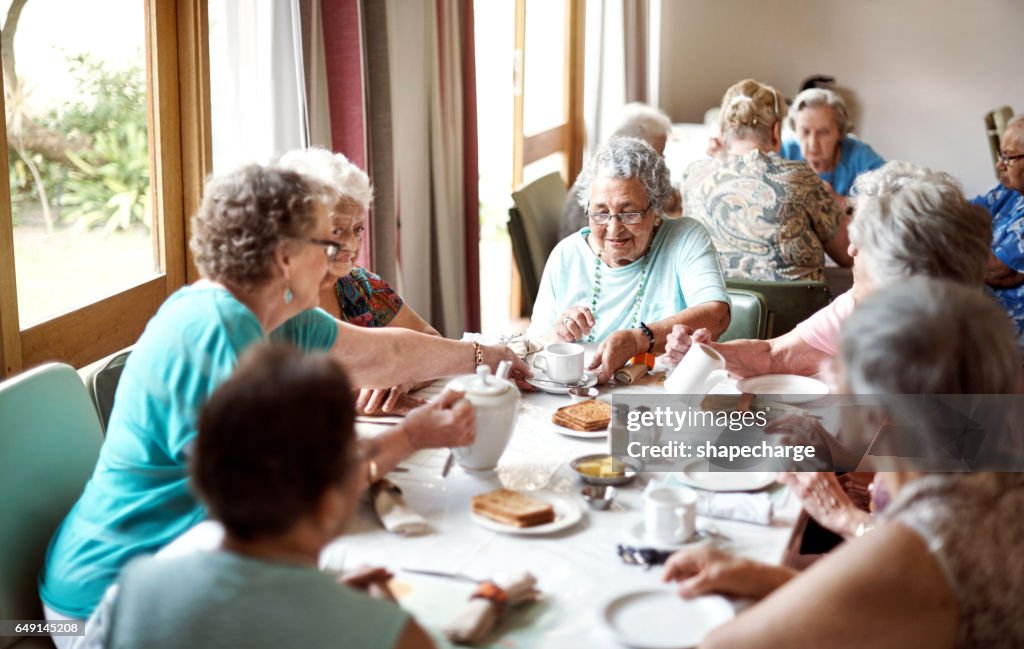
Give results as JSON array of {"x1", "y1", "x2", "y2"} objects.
[
  {"x1": 0, "y1": 364, "x2": 104, "y2": 649},
  {"x1": 725, "y1": 278, "x2": 831, "y2": 338},
  {"x1": 719, "y1": 289, "x2": 767, "y2": 342}
]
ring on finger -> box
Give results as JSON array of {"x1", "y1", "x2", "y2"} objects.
[{"x1": 563, "y1": 317, "x2": 575, "y2": 327}]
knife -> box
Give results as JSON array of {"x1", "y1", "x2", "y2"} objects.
[{"x1": 400, "y1": 567, "x2": 480, "y2": 583}]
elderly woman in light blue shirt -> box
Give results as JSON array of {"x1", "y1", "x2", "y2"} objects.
[{"x1": 528, "y1": 136, "x2": 730, "y2": 383}]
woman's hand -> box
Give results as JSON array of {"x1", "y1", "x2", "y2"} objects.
[
  {"x1": 764, "y1": 414, "x2": 859, "y2": 471},
  {"x1": 356, "y1": 383, "x2": 426, "y2": 415},
  {"x1": 555, "y1": 305, "x2": 595, "y2": 342},
  {"x1": 661, "y1": 324, "x2": 712, "y2": 366},
  {"x1": 338, "y1": 565, "x2": 396, "y2": 600},
  {"x1": 778, "y1": 472, "x2": 869, "y2": 539},
  {"x1": 588, "y1": 329, "x2": 643, "y2": 384},
  {"x1": 662, "y1": 546, "x2": 792, "y2": 600},
  {"x1": 480, "y1": 344, "x2": 534, "y2": 390},
  {"x1": 400, "y1": 388, "x2": 475, "y2": 450}
]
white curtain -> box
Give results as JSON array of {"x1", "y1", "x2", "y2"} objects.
[{"x1": 208, "y1": 0, "x2": 309, "y2": 173}]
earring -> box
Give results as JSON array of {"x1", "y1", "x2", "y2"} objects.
[
  {"x1": 654, "y1": 218, "x2": 662, "y2": 227},
  {"x1": 284, "y1": 286, "x2": 294, "y2": 304}
]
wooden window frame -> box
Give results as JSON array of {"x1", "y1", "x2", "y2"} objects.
[{"x1": 0, "y1": 0, "x2": 211, "y2": 376}]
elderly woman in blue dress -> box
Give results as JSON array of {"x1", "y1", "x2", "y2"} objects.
[{"x1": 528, "y1": 136, "x2": 730, "y2": 383}]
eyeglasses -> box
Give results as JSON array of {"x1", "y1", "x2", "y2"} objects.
[
  {"x1": 997, "y1": 151, "x2": 1024, "y2": 165},
  {"x1": 587, "y1": 206, "x2": 651, "y2": 226},
  {"x1": 304, "y1": 238, "x2": 342, "y2": 261}
]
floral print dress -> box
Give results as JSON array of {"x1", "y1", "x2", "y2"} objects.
[{"x1": 333, "y1": 266, "x2": 404, "y2": 327}]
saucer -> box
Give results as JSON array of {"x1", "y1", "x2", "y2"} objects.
[
  {"x1": 627, "y1": 521, "x2": 710, "y2": 550},
  {"x1": 525, "y1": 369, "x2": 598, "y2": 395}
]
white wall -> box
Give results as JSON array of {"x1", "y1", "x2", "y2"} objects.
[{"x1": 657, "y1": 0, "x2": 1024, "y2": 196}]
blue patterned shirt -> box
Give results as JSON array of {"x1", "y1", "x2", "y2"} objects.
[{"x1": 972, "y1": 183, "x2": 1024, "y2": 348}]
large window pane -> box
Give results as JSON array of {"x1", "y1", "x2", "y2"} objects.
[
  {"x1": 6, "y1": 0, "x2": 155, "y2": 326},
  {"x1": 522, "y1": 0, "x2": 565, "y2": 137}
]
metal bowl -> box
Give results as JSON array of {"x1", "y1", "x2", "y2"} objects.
[
  {"x1": 570, "y1": 453, "x2": 639, "y2": 486},
  {"x1": 581, "y1": 484, "x2": 617, "y2": 510}
]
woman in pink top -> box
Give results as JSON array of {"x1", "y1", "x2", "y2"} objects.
[{"x1": 664, "y1": 161, "x2": 991, "y2": 377}]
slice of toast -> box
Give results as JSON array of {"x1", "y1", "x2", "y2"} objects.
[
  {"x1": 552, "y1": 400, "x2": 611, "y2": 431},
  {"x1": 471, "y1": 488, "x2": 556, "y2": 527}
]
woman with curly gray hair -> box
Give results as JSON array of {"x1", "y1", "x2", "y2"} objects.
[
  {"x1": 528, "y1": 136, "x2": 730, "y2": 383},
  {"x1": 39, "y1": 164, "x2": 528, "y2": 635}
]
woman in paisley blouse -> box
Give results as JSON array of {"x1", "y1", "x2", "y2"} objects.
[
  {"x1": 681, "y1": 79, "x2": 853, "y2": 282},
  {"x1": 663, "y1": 278, "x2": 1024, "y2": 649},
  {"x1": 280, "y1": 148, "x2": 438, "y2": 413}
]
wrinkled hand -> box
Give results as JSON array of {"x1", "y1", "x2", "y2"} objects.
[
  {"x1": 778, "y1": 472, "x2": 868, "y2": 539},
  {"x1": 338, "y1": 565, "x2": 396, "y2": 600},
  {"x1": 661, "y1": 546, "x2": 777, "y2": 600},
  {"x1": 555, "y1": 305, "x2": 595, "y2": 342},
  {"x1": 400, "y1": 388, "x2": 475, "y2": 450},
  {"x1": 588, "y1": 329, "x2": 640, "y2": 384},
  {"x1": 661, "y1": 324, "x2": 712, "y2": 367},
  {"x1": 356, "y1": 383, "x2": 426, "y2": 415},
  {"x1": 481, "y1": 344, "x2": 534, "y2": 391},
  {"x1": 764, "y1": 414, "x2": 856, "y2": 471}
]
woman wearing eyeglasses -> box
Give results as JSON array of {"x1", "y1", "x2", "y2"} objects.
[
  {"x1": 970, "y1": 114, "x2": 1024, "y2": 352},
  {"x1": 39, "y1": 164, "x2": 527, "y2": 639},
  {"x1": 527, "y1": 136, "x2": 730, "y2": 383},
  {"x1": 681, "y1": 79, "x2": 853, "y2": 282},
  {"x1": 279, "y1": 148, "x2": 439, "y2": 414}
]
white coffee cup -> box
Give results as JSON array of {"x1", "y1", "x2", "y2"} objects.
[
  {"x1": 664, "y1": 342, "x2": 728, "y2": 395},
  {"x1": 644, "y1": 486, "x2": 697, "y2": 545},
  {"x1": 533, "y1": 342, "x2": 585, "y2": 384}
]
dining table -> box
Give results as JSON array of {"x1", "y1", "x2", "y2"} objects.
[{"x1": 163, "y1": 350, "x2": 818, "y2": 648}]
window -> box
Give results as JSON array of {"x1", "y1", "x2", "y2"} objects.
[{"x1": 0, "y1": 0, "x2": 211, "y2": 375}]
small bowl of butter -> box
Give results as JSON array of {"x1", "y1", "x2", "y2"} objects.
[{"x1": 570, "y1": 453, "x2": 638, "y2": 486}]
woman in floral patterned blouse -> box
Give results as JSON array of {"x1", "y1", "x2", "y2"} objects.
[
  {"x1": 279, "y1": 148, "x2": 438, "y2": 413},
  {"x1": 681, "y1": 79, "x2": 853, "y2": 282}
]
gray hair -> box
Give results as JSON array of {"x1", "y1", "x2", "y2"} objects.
[
  {"x1": 574, "y1": 136, "x2": 672, "y2": 212},
  {"x1": 848, "y1": 161, "x2": 991, "y2": 288},
  {"x1": 612, "y1": 102, "x2": 673, "y2": 143},
  {"x1": 787, "y1": 88, "x2": 851, "y2": 136},
  {"x1": 1004, "y1": 114, "x2": 1024, "y2": 148},
  {"x1": 277, "y1": 147, "x2": 374, "y2": 211},
  {"x1": 838, "y1": 279, "x2": 1020, "y2": 467},
  {"x1": 190, "y1": 164, "x2": 333, "y2": 286}
]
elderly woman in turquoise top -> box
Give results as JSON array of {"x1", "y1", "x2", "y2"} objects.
[
  {"x1": 279, "y1": 147, "x2": 439, "y2": 414},
  {"x1": 38, "y1": 164, "x2": 527, "y2": 640},
  {"x1": 528, "y1": 136, "x2": 731, "y2": 383}
]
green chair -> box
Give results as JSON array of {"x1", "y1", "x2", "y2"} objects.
[
  {"x1": 719, "y1": 289, "x2": 767, "y2": 342},
  {"x1": 725, "y1": 278, "x2": 832, "y2": 338},
  {"x1": 0, "y1": 364, "x2": 104, "y2": 649},
  {"x1": 509, "y1": 171, "x2": 567, "y2": 309}
]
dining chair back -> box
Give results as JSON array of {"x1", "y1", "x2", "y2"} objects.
[
  {"x1": 724, "y1": 278, "x2": 831, "y2": 338},
  {"x1": 719, "y1": 289, "x2": 767, "y2": 342},
  {"x1": 86, "y1": 347, "x2": 132, "y2": 433},
  {"x1": 985, "y1": 105, "x2": 1014, "y2": 175},
  {"x1": 0, "y1": 364, "x2": 104, "y2": 649},
  {"x1": 510, "y1": 172, "x2": 567, "y2": 308}
]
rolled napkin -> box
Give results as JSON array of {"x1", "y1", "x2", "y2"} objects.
[
  {"x1": 696, "y1": 491, "x2": 773, "y2": 526},
  {"x1": 613, "y1": 364, "x2": 649, "y2": 385},
  {"x1": 444, "y1": 571, "x2": 540, "y2": 645},
  {"x1": 371, "y1": 480, "x2": 431, "y2": 536}
]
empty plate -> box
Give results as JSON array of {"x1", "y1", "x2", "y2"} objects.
[
  {"x1": 601, "y1": 589, "x2": 734, "y2": 648},
  {"x1": 737, "y1": 374, "x2": 828, "y2": 404},
  {"x1": 675, "y1": 459, "x2": 777, "y2": 492}
]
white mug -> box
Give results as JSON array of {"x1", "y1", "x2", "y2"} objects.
[
  {"x1": 644, "y1": 486, "x2": 697, "y2": 545},
  {"x1": 533, "y1": 342, "x2": 584, "y2": 384},
  {"x1": 664, "y1": 342, "x2": 728, "y2": 395}
]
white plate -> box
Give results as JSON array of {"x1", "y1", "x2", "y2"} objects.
[
  {"x1": 601, "y1": 589, "x2": 734, "y2": 649},
  {"x1": 525, "y1": 370, "x2": 598, "y2": 395},
  {"x1": 627, "y1": 521, "x2": 709, "y2": 551},
  {"x1": 675, "y1": 459, "x2": 777, "y2": 492},
  {"x1": 737, "y1": 374, "x2": 828, "y2": 404},
  {"x1": 552, "y1": 422, "x2": 607, "y2": 439},
  {"x1": 469, "y1": 492, "x2": 584, "y2": 535}
]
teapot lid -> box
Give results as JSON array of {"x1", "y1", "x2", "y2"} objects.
[{"x1": 449, "y1": 365, "x2": 510, "y2": 397}]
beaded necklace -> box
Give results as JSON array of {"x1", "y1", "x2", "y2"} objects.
[{"x1": 585, "y1": 252, "x2": 648, "y2": 343}]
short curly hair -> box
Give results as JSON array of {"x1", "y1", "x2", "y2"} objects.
[
  {"x1": 190, "y1": 164, "x2": 334, "y2": 286},
  {"x1": 574, "y1": 136, "x2": 673, "y2": 213}
]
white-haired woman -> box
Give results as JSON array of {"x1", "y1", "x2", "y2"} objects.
[
  {"x1": 681, "y1": 79, "x2": 853, "y2": 282},
  {"x1": 561, "y1": 103, "x2": 681, "y2": 238},
  {"x1": 665, "y1": 161, "x2": 993, "y2": 541},
  {"x1": 662, "y1": 278, "x2": 1024, "y2": 649},
  {"x1": 781, "y1": 87, "x2": 885, "y2": 198},
  {"x1": 279, "y1": 148, "x2": 438, "y2": 413},
  {"x1": 530, "y1": 136, "x2": 730, "y2": 382}
]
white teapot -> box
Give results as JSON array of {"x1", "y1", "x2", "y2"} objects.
[{"x1": 446, "y1": 363, "x2": 520, "y2": 471}]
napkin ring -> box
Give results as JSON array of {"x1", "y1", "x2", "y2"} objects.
[{"x1": 471, "y1": 581, "x2": 509, "y2": 613}]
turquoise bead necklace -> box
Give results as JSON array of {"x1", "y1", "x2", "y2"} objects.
[{"x1": 585, "y1": 252, "x2": 648, "y2": 343}]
